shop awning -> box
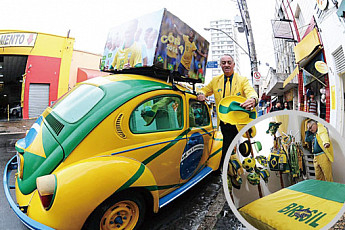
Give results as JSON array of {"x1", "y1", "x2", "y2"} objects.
[
  {"x1": 77, "y1": 68, "x2": 110, "y2": 83},
  {"x1": 337, "y1": 0, "x2": 345, "y2": 17},
  {"x1": 283, "y1": 66, "x2": 299, "y2": 88},
  {"x1": 294, "y1": 28, "x2": 321, "y2": 64}
]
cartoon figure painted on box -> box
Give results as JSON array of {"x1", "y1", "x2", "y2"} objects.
[
  {"x1": 155, "y1": 10, "x2": 208, "y2": 81},
  {"x1": 175, "y1": 27, "x2": 207, "y2": 77},
  {"x1": 110, "y1": 19, "x2": 143, "y2": 70},
  {"x1": 102, "y1": 10, "x2": 162, "y2": 71},
  {"x1": 144, "y1": 28, "x2": 158, "y2": 66},
  {"x1": 102, "y1": 9, "x2": 209, "y2": 83},
  {"x1": 101, "y1": 32, "x2": 122, "y2": 71}
]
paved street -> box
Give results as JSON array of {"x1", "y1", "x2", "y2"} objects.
[
  {"x1": 2, "y1": 118, "x2": 345, "y2": 229},
  {"x1": 1, "y1": 146, "x2": 28, "y2": 230},
  {"x1": 0, "y1": 118, "x2": 246, "y2": 230},
  {"x1": 1, "y1": 146, "x2": 244, "y2": 230}
]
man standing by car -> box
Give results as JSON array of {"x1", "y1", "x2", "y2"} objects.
[
  {"x1": 197, "y1": 54, "x2": 258, "y2": 168},
  {"x1": 305, "y1": 119, "x2": 333, "y2": 181}
]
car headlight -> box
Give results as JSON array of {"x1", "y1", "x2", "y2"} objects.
[{"x1": 36, "y1": 174, "x2": 57, "y2": 210}]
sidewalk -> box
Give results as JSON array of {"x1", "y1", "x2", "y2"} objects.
[
  {"x1": 0, "y1": 119, "x2": 35, "y2": 148},
  {"x1": 0, "y1": 118, "x2": 35, "y2": 134}
]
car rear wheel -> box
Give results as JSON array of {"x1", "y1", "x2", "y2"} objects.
[{"x1": 83, "y1": 191, "x2": 146, "y2": 230}]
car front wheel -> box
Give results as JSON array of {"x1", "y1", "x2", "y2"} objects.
[{"x1": 83, "y1": 191, "x2": 146, "y2": 230}]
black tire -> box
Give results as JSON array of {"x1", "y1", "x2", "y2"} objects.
[{"x1": 83, "y1": 191, "x2": 146, "y2": 230}]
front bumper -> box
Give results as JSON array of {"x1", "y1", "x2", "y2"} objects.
[{"x1": 3, "y1": 155, "x2": 54, "y2": 230}]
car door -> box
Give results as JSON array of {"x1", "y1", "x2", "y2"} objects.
[
  {"x1": 179, "y1": 94, "x2": 213, "y2": 183},
  {"x1": 124, "y1": 90, "x2": 188, "y2": 197}
]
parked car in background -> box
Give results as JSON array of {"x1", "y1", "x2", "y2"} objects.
[
  {"x1": 9, "y1": 103, "x2": 22, "y2": 117},
  {"x1": 4, "y1": 70, "x2": 223, "y2": 230}
]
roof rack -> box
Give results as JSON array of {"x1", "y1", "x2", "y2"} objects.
[{"x1": 108, "y1": 66, "x2": 201, "y2": 83}]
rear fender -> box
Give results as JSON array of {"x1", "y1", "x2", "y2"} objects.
[
  {"x1": 207, "y1": 131, "x2": 223, "y2": 170},
  {"x1": 29, "y1": 155, "x2": 159, "y2": 229}
]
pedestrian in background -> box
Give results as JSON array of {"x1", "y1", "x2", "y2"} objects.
[
  {"x1": 283, "y1": 101, "x2": 290, "y2": 110},
  {"x1": 270, "y1": 101, "x2": 282, "y2": 112},
  {"x1": 307, "y1": 90, "x2": 318, "y2": 116}
]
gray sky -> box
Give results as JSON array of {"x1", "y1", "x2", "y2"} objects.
[{"x1": 2, "y1": 0, "x2": 276, "y2": 80}]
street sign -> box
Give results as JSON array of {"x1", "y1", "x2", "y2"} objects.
[
  {"x1": 253, "y1": 71, "x2": 261, "y2": 85},
  {"x1": 253, "y1": 71, "x2": 261, "y2": 80},
  {"x1": 206, "y1": 61, "x2": 218, "y2": 68}
]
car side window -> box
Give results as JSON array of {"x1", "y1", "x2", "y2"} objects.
[
  {"x1": 130, "y1": 95, "x2": 183, "y2": 133},
  {"x1": 189, "y1": 99, "x2": 210, "y2": 127}
]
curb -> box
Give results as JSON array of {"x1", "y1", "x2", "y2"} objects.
[{"x1": 197, "y1": 188, "x2": 226, "y2": 230}]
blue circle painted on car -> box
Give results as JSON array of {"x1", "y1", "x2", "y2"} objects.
[{"x1": 180, "y1": 132, "x2": 204, "y2": 180}]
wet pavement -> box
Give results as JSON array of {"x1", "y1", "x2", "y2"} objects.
[
  {"x1": 2, "y1": 119, "x2": 345, "y2": 229},
  {"x1": 0, "y1": 118, "x2": 246, "y2": 230},
  {"x1": 1, "y1": 146, "x2": 244, "y2": 230}
]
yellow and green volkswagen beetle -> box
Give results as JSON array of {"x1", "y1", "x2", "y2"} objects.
[{"x1": 4, "y1": 70, "x2": 222, "y2": 230}]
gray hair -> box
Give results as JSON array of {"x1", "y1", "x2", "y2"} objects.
[
  {"x1": 307, "y1": 119, "x2": 317, "y2": 126},
  {"x1": 220, "y1": 54, "x2": 234, "y2": 63}
]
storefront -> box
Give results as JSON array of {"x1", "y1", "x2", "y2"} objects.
[
  {"x1": 0, "y1": 30, "x2": 74, "y2": 119},
  {"x1": 293, "y1": 26, "x2": 331, "y2": 122}
]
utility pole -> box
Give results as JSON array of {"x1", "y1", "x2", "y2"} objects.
[{"x1": 236, "y1": 0, "x2": 259, "y2": 93}]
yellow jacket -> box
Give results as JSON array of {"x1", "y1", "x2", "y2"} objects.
[
  {"x1": 316, "y1": 122, "x2": 334, "y2": 162},
  {"x1": 199, "y1": 72, "x2": 258, "y2": 127}
]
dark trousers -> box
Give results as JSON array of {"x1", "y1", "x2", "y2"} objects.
[{"x1": 219, "y1": 121, "x2": 238, "y2": 168}]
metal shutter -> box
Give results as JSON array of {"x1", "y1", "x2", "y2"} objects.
[
  {"x1": 28, "y1": 83, "x2": 49, "y2": 118},
  {"x1": 332, "y1": 46, "x2": 345, "y2": 74}
]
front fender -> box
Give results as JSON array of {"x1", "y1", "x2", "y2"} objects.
[{"x1": 28, "y1": 155, "x2": 159, "y2": 230}]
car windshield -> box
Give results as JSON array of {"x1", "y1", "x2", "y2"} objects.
[{"x1": 52, "y1": 84, "x2": 104, "y2": 123}]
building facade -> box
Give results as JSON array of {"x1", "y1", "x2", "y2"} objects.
[
  {"x1": 289, "y1": 0, "x2": 345, "y2": 135},
  {"x1": 0, "y1": 30, "x2": 103, "y2": 120},
  {"x1": 264, "y1": 1, "x2": 299, "y2": 112},
  {"x1": 209, "y1": 19, "x2": 240, "y2": 76},
  {"x1": 263, "y1": 0, "x2": 345, "y2": 136}
]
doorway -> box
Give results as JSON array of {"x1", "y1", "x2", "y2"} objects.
[{"x1": 0, "y1": 55, "x2": 28, "y2": 120}]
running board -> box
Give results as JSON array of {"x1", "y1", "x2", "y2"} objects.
[{"x1": 159, "y1": 166, "x2": 213, "y2": 208}]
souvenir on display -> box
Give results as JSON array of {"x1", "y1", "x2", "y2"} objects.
[
  {"x1": 239, "y1": 140, "x2": 252, "y2": 157},
  {"x1": 242, "y1": 157, "x2": 256, "y2": 172},
  {"x1": 253, "y1": 141, "x2": 262, "y2": 152},
  {"x1": 247, "y1": 172, "x2": 260, "y2": 185},
  {"x1": 266, "y1": 121, "x2": 282, "y2": 136},
  {"x1": 255, "y1": 155, "x2": 268, "y2": 167}
]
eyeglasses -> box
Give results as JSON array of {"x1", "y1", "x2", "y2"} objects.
[{"x1": 221, "y1": 61, "x2": 232, "y2": 65}]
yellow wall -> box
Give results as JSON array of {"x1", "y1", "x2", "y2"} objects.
[
  {"x1": 58, "y1": 38, "x2": 75, "y2": 97},
  {"x1": 0, "y1": 30, "x2": 75, "y2": 58},
  {"x1": 68, "y1": 50, "x2": 102, "y2": 89},
  {"x1": 0, "y1": 30, "x2": 75, "y2": 97}
]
